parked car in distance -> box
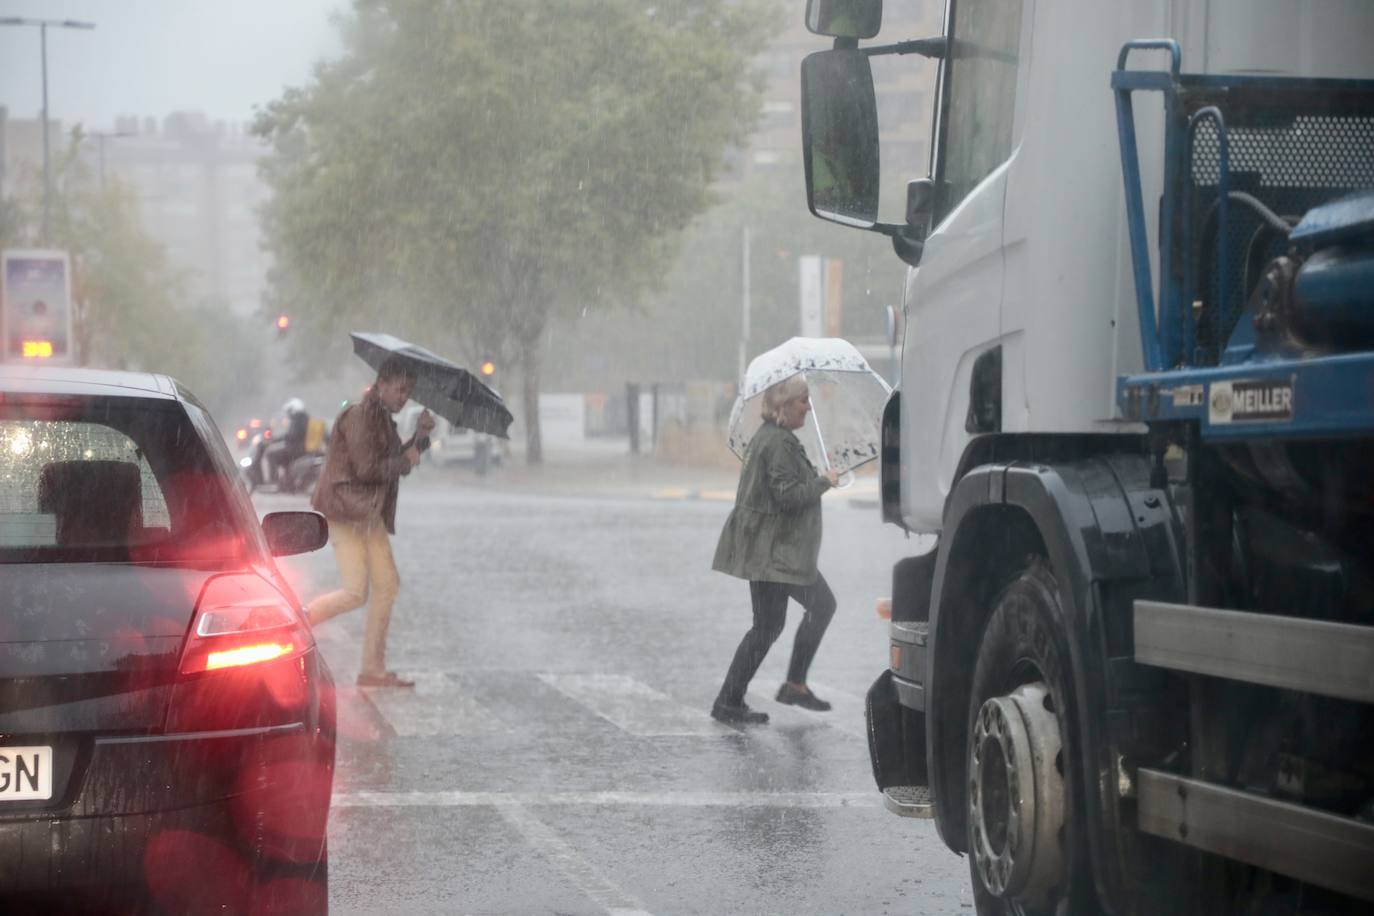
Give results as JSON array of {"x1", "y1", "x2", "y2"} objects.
[
  {"x1": 397, "y1": 402, "x2": 499, "y2": 473},
  {"x1": 0, "y1": 367, "x2": 335, "y2": 914}
]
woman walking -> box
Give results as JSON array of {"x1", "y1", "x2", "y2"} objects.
[{"x1": 711, "y1": 376, "x2": 840, "y2": 725}]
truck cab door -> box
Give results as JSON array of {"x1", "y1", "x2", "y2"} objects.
[{"x1": 901, "y1": 0, "x2": 1027, "y2": 532}]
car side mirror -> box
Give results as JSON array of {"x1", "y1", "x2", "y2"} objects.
[
  {"x1": 262, "y1": 511, "x2": 328, "y2": 557},
  {"x1": 805, "y1": 0, "x2": 882, "y2": 40}
]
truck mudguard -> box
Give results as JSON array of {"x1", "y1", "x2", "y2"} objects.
[{"x1": 925, "y1": 453, "x2": 1185, "y2": 910}]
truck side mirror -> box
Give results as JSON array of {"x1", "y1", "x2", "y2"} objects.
[
  {"x1": 802, "y1": 49, "x2": 881, "y2": 228},
  {"x1": 805, "y1": 0, "x2": 883, "y2": 40}
]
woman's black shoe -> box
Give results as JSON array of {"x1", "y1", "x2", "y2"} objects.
[
  {"x1": 711, "y1": 700, "x2": 769, "y2": 724},
  {"x1": 775, "y1": 683, "x2": 832, "y2": 711}
]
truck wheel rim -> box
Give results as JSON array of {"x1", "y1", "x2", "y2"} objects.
[{"x1": 970, "y1": 682, "x2": 1065, "y2": 906}]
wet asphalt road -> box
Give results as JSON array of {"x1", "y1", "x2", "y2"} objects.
[{"x1": 263, "y1": 471, "x2": 970, "y2": 915}]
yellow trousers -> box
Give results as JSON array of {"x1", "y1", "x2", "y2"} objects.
[{"x1": 306, "y1": 518, "x2": 400, "y2": 677}]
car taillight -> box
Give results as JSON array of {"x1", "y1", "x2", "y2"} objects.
[{"x1": 179, "y1": 573, "x2": 312, "y2": 676}]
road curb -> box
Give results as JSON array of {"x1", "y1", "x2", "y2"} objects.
[{"x1": 650, "y1": 487, "x2": 734, "y2": 502}]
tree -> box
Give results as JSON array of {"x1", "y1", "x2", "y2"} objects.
[{"x1": 255, "y1": 0, "x2": 777, "y2": 461}]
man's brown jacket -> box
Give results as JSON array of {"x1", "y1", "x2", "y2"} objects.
[{"x1": 311, "y1": 390, "x2": 417, "y2": 534}]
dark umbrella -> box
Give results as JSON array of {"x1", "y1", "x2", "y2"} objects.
[{"x1": 350, "y1": 332, "x2": 514, "y2": 438}]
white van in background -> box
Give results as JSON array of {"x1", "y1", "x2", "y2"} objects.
[{"x1": 395, "y1": 404, "x2": 498, "y2": 473}]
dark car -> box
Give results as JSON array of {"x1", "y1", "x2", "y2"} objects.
[{"x1": 0, "y1": 367, "x2": 335, "y2": 914}]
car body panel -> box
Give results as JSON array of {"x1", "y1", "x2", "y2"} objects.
[{"x1": 0, "y1": 367, "x2": 334, "y2": 901}]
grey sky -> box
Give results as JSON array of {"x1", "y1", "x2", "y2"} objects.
[{"x1": 0, "y1": 0, "x2": 346, "y2": 130}]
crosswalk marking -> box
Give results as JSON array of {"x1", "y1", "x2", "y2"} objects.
[
  {"x1": 332, "y1": 789, "x2": 881, "y2": 808},
  {"x1": 360, "y1": 671, "x2": 509, "y2": 737},
  {"x1": 806, "y1": 680, "x2": 870, "y2": 738},
  {"x1": 497, "y1": 804, "x2": 655, "y2": 916},
  {"x1": 538, "y1": 673, "x2": 731, "y2": 737},
  {"x1": 744, "y1": 680, "x2": 867, "y2": 737},
  {"x1": 341, "y1": 669, "x2": 873, "y2": 740}
]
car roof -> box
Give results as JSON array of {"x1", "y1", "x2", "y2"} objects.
[{"x1": 0, "y1": 365, "x2": 179, "y2": 400}]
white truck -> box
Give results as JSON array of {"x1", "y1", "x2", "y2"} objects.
[{"x1": 799, "y1": 1, "x2": 1374, "y2": 912}]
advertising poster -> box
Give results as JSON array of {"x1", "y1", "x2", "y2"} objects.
[{"x1": 2, "y1": 249, "x2": 74, "y2": 364}]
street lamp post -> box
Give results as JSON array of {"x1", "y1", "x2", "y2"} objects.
[
  {"x1": 0, "y1": 17, "x2": 96, "y2": 241},
  {"x1": 84, "y1": 129, "x2": 136, "y2": 190}
]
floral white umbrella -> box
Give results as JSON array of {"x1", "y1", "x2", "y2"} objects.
[{"x1": 727, "y1": 337, "x2": 891, "y2": 478}]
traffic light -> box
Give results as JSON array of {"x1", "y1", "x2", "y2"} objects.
[
  {"x1": 275, "y1": 314, "x2": 290, "y2": 338},
  {"x1": 479, "y1": 357, "x2": 496, "y2": 379}
]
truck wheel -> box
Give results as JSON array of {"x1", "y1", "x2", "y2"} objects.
[{"x1": 966, "y1": 562, "x2": 1091, "y2": 915}]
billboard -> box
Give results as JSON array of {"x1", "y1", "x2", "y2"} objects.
[
  {"x1": 2, "y1": 249, "x2": 75, "y2": 365},
  {"x1": 799, "y1": 254, "x2": 844, "y2": 338}
]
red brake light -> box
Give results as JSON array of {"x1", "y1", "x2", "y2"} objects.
[
  {"x1": 206, "y1": 642, "x2": 295, "y2": 670},
  {"x1": 180, "y1": 574, "x2": 311, "y2": 676}
]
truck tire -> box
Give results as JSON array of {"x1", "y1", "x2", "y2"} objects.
[{"x1": 966, "y1": 562, "x2": 1095, "y2": 915}]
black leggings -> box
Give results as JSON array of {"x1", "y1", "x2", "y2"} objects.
[{"x1": 717, "y1": 574, "x2": 837, "y2": 706}]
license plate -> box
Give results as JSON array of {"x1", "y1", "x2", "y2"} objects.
[{"x1": 0, "y1": 746, "x2": 53, "y2": 801}]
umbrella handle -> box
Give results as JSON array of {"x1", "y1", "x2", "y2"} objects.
[
  {"x1": 809, "y1": 409, "x2": 834, "y2": 473},
  {"x1": 809, "y1": 409, "x2": 854, "y2": 489}
]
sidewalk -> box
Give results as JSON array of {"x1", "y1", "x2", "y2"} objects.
[{"x1": 421, "y1": 437, "x2": 880, "y2": 506}]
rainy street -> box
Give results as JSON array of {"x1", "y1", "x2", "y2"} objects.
[{"x1": 264, "y1": 465, "x2": 970, "y2": 915}]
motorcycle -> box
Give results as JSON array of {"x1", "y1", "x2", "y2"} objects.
[{"x1": 239, "y1": 416, "x2": 328, "y2": 495}]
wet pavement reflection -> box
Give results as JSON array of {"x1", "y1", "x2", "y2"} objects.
[{"x1": 266, "y1": 474, "x2": 969, "y2": 914}]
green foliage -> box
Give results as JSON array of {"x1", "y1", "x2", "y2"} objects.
[{"x1": 255, "y1": 0, "x2": 778, "y2": 457}]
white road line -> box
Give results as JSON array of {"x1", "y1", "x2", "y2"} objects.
[
  {"x1": 361, "y1": 672, "x2": 509, "y2": 737},
  {"x1": 539, "y1": 673, "x2": 732, "y2": 737},
  {"x1": 332, "y1": 790, "x2": 881, "y2": 809},
  {"x1": 497, "y1": 804, "x2": 654, "y2": 916}
]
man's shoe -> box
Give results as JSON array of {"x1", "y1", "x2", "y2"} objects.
[
  {"x1": 711, "y1": 700, "x2": 769, "y2": 725},
  {"x1": 775, "y1": 683, "x2": 831, "y2": 711},
  {"x1": 357, "y1": 671, "x2": 416, "y2": 688}
]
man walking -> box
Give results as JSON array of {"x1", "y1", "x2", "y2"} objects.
[{"x1": 308, "y1": 355, "x2": 435, "y2": 688}]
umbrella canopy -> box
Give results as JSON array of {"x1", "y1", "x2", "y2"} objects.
[
  {"x1": 727, "y1": 337, "x2": 890, "y2": 475},
  {"x1": 350, "y1": 332, "x2": 514, "y2": 438}
]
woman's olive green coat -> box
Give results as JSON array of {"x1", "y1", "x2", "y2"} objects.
[{"x1": 712, "y1": 420, "x2": 832, "y2": 586}]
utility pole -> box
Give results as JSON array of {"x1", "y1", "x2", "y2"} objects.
[
  {"x1": 0, "y1": 17, "x2": 97, "y2": 240},
  {"x1": 738, "y1": 226, "x2": 751, "y2": 382}
]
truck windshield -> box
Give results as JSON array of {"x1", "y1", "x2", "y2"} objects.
[
  {"x1": 0, "y1": 399, "x2": 244, "y2": 566},
  {"x1": 934, "y1": 0, "x2": 1024, "y2": 223}
]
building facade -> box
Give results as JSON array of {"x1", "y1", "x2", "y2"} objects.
[{"x1": 1, "y1": 107, "x2": 270, "y2": 318}]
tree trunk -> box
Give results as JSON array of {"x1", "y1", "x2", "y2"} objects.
[{"x1": 520, "y1": 338, "x2": 543, "y2": 464}]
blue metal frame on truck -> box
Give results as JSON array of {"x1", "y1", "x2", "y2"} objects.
[{"x1": 1111, "y1": 40, "x2": 1374, "y2": 441}]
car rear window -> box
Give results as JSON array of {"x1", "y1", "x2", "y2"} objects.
[{"x1": 0, "y1": 397, "x2": 245, "y2": 566}]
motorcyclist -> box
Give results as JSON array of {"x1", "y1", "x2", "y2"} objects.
[{"x1": 266, "y1": 398, "x2": 310, "y2": 485}]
